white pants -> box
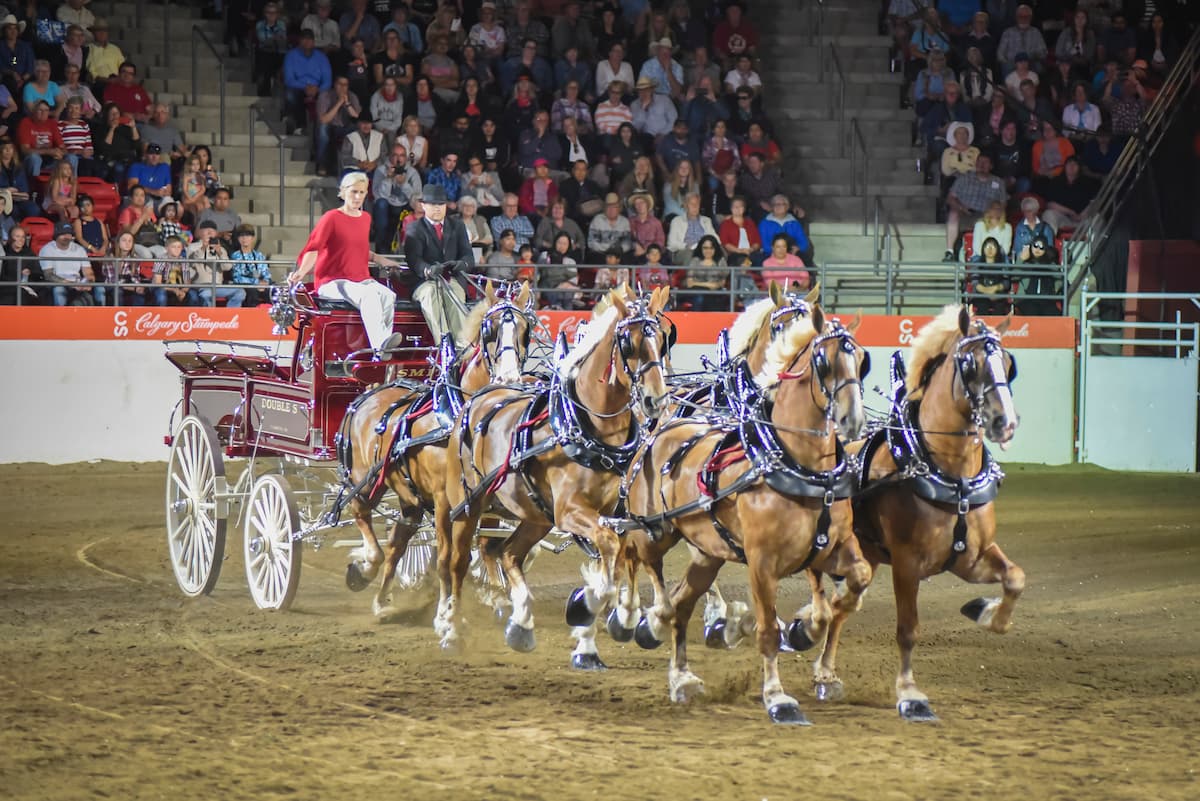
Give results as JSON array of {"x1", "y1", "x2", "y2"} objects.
[
  {"x1": 318, "y1": 279, "x2": 395, "y2": 351},
  {"x1": 412, "y1": 279, "x2": 467, "y2": 344}
]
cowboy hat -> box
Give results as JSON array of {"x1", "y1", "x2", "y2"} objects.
[
  {"x1": 635, "y1": 76, "x2": 657, "y2": 91},
  {"x1": 0, "y1": 187, "x2": 12, "y2": 215},
  {"x1": 0, "y1": 14, "x2": 25, "y2": 33},
  {"x1": 946, "y1": 121, "x2": 975, "y2": 146}
]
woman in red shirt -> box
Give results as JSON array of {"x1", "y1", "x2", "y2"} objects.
[{"x1": 288, "y1": 172, "x2": 403, "y2": 355}]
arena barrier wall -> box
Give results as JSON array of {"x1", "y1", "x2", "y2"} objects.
[{"x1": 0, "y1": 308, "x2": 1077, "y2": 465}]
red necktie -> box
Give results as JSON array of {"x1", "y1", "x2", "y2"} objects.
[{"x1": 434, "y1": 222, "x2": 443, "y2": 241}]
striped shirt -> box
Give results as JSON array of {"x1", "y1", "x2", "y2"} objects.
[
  {"x1": 58, "y1": 119, "x2": 93, "y2": 154},
  {"x1": 593, "y1": 100, "x2": 633, "y2": 135}
]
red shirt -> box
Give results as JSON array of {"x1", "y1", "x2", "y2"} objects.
[
  {"x1": 719, "y1": 217, "x2": 761, "y2": 253},
  {"x1": 103, "y1": 82, "x2": 153, "y2": 117},
  {"x1": 298, "y1": 208, "x2": 372, "y2": 289},
  {"x1": 712, "y1": 21, "x2": 759, "y2": 58},
  {"x1": 17, "y1": 117, "x2": 65, "y2": 152}
]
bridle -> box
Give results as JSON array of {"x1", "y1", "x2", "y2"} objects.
[
  {"x1": 775, "y1": 321, "x2": 869, "y2": 425},
  {"x1": 951, "y1": 322, "x2": 1018, "y2": 429},
  {"x1": 475, "y1": 297, "x2": 535, "y2": 375},
  {"x1": 575, "y1": 302, "x2": 671, "y2": 419},
  {"x1": 768, "y1": 294, "x2": 811, "y2": 340}
]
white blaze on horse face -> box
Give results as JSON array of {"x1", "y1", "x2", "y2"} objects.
[
  {"x1": 493, "y1": 318, "x2": 521, "y2": 383},
  {"x1": 985, "y1": 350, "x2": 1017, "y2": 446}
]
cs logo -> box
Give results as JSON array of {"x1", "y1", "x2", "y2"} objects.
[
  {"x1": 898, "y1": 318, "x2": 914, "y2": 345},
  {"x1": 113, "y1": 310, "x2": 129, "y2": 338}
]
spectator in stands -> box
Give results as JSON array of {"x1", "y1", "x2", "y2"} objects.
[
  {"x1": 1041, "y1": 156, "x2": 1095, "y2": 231},
  {"x1": 18, "y1": 100, "x2": 64, "y2": 178},
  {"x1": 552, "y1": 0, "x2": 596, "y2": 61},
  {"x1": 618, "y1": 155, "x2": 655, "y2": 206},
  {"x1": 485, "y1": 227, "x2": 518, "y2": 280},
  {"x1": 340, "y1": 112, "x2": 386, "y2": 176},
  {"x1": 187, "y1": 221, "x2": 244, "y2": 307},
  {"x1": 551, "y1": 79, "x2": 592, "y2": 135},
  {"x1": 198, "y1": 187, "x2": 242, "y2": 249},
  {"x1": 1061, "y1": 83, "x2": 1101, "y2": 140},
  {"x1": 500, "y1": 38, "x2": 553, "y2": 97},
  {"x1": 1, "y1": 225, "x2": 41, "y2": 304},
  {"x1": 396, "y1": 114, "x2": 430, "y2": 172},
  {"x1": 726, "y1": 86, "x2": 769, "y2": 141},
  {"x1": 659, "y1": 157, "x2": 695, "y2": 220},
  {"x1": 594, "y1": 80, "x2": 633, "y2": 139},
  {"x1": 1140, "y1": 13, "x2": 1178, "y2": 78},
  {"x1": 423, "y1": 35, "x2": 462, "y2": 103},
  {"x1": 23, "y1": 60, "x2": 60, "y2": 116},
  {"x1": 533, "y1": 196, "x2": 583, "y2": 252},
  {"x1": 141, "y1": 103, "x2": 189, "y2": 169},
  {"x1": 85, "y1": 18, "x2": 122, "y2": 87},
  {"x1": 127, "y1": 143, "x2": 173, "y2": 210},
  {"x1": 1002, "y1": 52, "x2": 1040, "y2": 99},
  {"x1": 178, "y1": 154, "x2": 209, "y2": 223},
  {"x1": 374, "y1": 29, "x2": 420, "y2": 91},
  {"x1": 968, "y1": 235, "x2": 1011, "y2": 315},
  {"x1": 155, "y1": 199, "x2": 188, "y2": 246},
  {"x1": 1017, "y1": 234, "x2": 1061, "y2": 315},
  {"x1": 740, "y1": 122, "x2": 781, "y2": 167},
  {"x1": 718, "y1": 195, "x2": 760, "y2": 268},
  {"x1": 315, "y1": 76, "x2": 362, "y2": 175},
  {"x1": 630, "y1": 76, "x2": 676, "y2": 143},
  {"x1": 0, "y1": 15, "x2": 34, "y2": 91},
  {"x1": 627, "y1": 190, "x2": 664, "y2": 260},
  {"x1": 961, "y1": 12, "x2": 998, "y2": 69},
  {"x1": 592, "y1": 244, "x2": 628, "y2": 292},
  {"x1": 705, "y1": 168, "x2": 738, "y2": 224},
  {"x1": 118, "y1": 183, "x2": 156, "y2": 241},
  {"x1": 972, "y1": 200, "x2": 1013, "y2": 259},
  {"x1": 637, "y1": 242, "x2": 670, "y2": 289},
  {"x1": 667, "y1": 191, "x2": 717, "y2": 265},
  {"x1": 992, "y1": 119, "x2": 1030, "y2": 194},
  {"x1": 516, "y1": 110, "x2": 562, "y2": 176},
  {"x1": 458, "y1": 195, "x2": 493, "y2": 260},
  {"x1": 94, "y1": 102, "x2": 138, "y2": 185},
  {"x1": 340, "y1": 0, "x2": 382, "y2": 52},
  {"x1": 1055, "y1": 9, "x2": 1097, "y2": 82},
  {"x1": 57, "y1": 96, "x2": 94, "y2": 176},
  {"x1": 919, "y1": 81, "x2": 970, "y2": 175},
  {"x1": 587, "y1": 192, "x2": 632, "y2": 261},
  {"x1": 1031, "y1": 120, "x2": 1075, "y2": 191},
  {"x1": 1012, "y1": 195, "x2": 1054, "y2": 261},
  {"x1": 73, "y1": 194, "x2": 109, "y2": 257},
  {"x1": 943, "y1": 153, "x2": 1007, "y2": 261},
  {"x1": 941, "y1": 122, "x2": 979, "y2": 183},
  {"x1": 758, "y1": 194, "x2": 810, "y2": 263},
  {"x1": 682, "y1": 74, "x2": 728, "y2": 146},
  {"x1": 909, "y1": 9, "x2": 951, "y2": 67},
  {"x1": 491, "y1": 193, "x2": 535, "y2": 247},
  {"x1": 370, "y1": 77, "x2": 405, "y2": 141},
  {"x1": 0, "y1": 82, "x2": 16, "y2": 138},
  {"x1": 723, "y1": 54, "x2": 761, "y2": 99},
  {"x1": 151, "y1": 234, "x2": 190, "y2": 305},
  {"x1": 103, "y1": 62, "x2": 152, "y2": 124},
  {"x1": 997, "y1": 5, "x2": 1047, "y2": 75},
  {"x1": 594, "y1": 4, "x2": 627, "y2": 60},
  {"x1": 228, "y1": 224, "x2": 271, "y2": 305},
  {"x1": 558, "y1": 116, "x2": 598, "y2": 179},
  {"x1": 426, "y1": 4, "x2": 465, "y2": 53},
  {"x1": 372, "y1": 142, "x2": 422, "y2": 252},
  {"x1": 1104, "y1": 70, "x2": 1147, "y2": 140},
  {"x1": 680, "y1": 235, "x2": 727, "y2": 311},
  {"x1": 539, "y1": 232, "x2": 582, "y2": 307},
  {"x1": 1013, "y1": 78, "x2": 1055, "y2": 141},
  {"x1": 760, "y1": 233, "x2": 809, "y2": 294},
  {"x1": 1098, "y1": 12, "x2": 1137, "y2": 67},
  {"x1": 459, "y1": 45, "x2": 496, "y2": 95},
  {"x1": 302, "y1": 0, "x2": 342, "y2": 57},
  {"x1": 251, "y1": 3, "x2": 288, "y2": 98},
  {"x1": 384, "y1": 4, "x2": 424, "y2": 55},
  {"x1": 518, "y1": 158, "x2": 557, "y2": 219},
  {"x1": 472, "y1": 117, "x2": 508, "y2": 176},
  {"x1": 640, "y1": 38, "x2": 684, "y2": 102},
  {"x1": 283, "y1": 30, "x2": 333, "y2": 135},
  {"x1": 738, "y1": 152, "x2": 782, "y2": 220},
  {"x1": 1081, "y1": 126, "x2": 1119, "y2": 179},
  {"x1": 634, "y1": 12, "x2": 675, "y2": 67},
  {"x1": 410, "y1": 76, "x2": 449, "y2": 135},
  {"x1": 469, "y1": 3, "x2": 506, "y2": 61},
  {"x1": 425, "y1": 151, "x2": 463, "y2": 211},
  {"x1": 558, "y1": 158, "x2": 604, "y2": 225},
  {"x1": 684, "y1": 46, "x2": 722, "y2": 92},
  {"x1": 700, "y1": 118, "x2": 740, "y2": 188},
  {"x1": 0, "y1": 138, "x2": 37, "y2": 218},
  {"x1": 460, "y1": 153, "x2": 503, "y2": 213},
  {"x1": 712, "y1": 2, "x2": 758, "y2": 69},
  {"x1": 43, "y1": 159, "x2": 78, "y2": 220},
  {"x1": 453, "y1": 77, "x2": 500, "y2": 129},
  {"x1": 554, "y1": 46, "x2": 592, "y2": 102},
  {"x1": 595, "y1": 43, "x2": 635, "y2": 99},
  {"x1": 437, "y1": 114, "x2": 475, "y2": 162},
  {"x1": 914, "y1": 49, "x2": 955, "y2": 117},
  {"x1": 507, "y1": 1, "x2": 550, "y2": 59},
  {"x1": 50, "y1": 25, "x2": 87, "y2": 84},
  {"x1": 42, "y1": 220, "x2": 99, "y2": 305},
  {"x1": 57, "y1": 0, "x2": 94, "y2": 37},
  {"x1": 656, "y1": 117, "x2": 698, "y2": 177},
  {"x1": 670, "y1": 0, "x2": 705, "y2": 52}
]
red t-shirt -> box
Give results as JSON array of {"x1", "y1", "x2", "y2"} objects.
[
  {"x1": 298, "y1": 208, "x2": 372, "y2": 289},
  {"x1": 103, "y1": 82, "x2": 153, "y2": 117},
  {"x1": 17, "y1": 117, "x2": 65, "y2": 152},
  {"x1": 712, "y1": 21, "x2": 759, "y2": 58}
]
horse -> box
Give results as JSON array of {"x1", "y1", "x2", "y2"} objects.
[
  {"x1": 821, "y1": 304, "x2": 1021, "y2": 722},
  {"x1": 436, "y1": 286, "x2": 673, "y2": 666},
  {"x1": 614, "y1": 306, "x2": 874, "y2": 723},
  {"x1": 603, "y1": 282, "x2": 821, "y2": 642},
  {"x1": 335, "y1": 281, "x2": 537, "y2": 617}
]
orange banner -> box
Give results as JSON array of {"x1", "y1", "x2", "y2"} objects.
[{"x1": 0, "y1": 307, "x2": 1077, "y2": 349}]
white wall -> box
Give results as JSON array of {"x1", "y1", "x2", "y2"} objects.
[{"x1": 0, "y1": 341, "x2": 1076, "y2": 465}]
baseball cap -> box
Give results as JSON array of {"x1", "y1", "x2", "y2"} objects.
[
  {"x1": 196, "y1": 219, "x2": 218, "y2": 232},
  {"x1": 146, "y1": 143, "x2": 162, "y2": 154},
  {"x1": 533, "y1": 157, "x2": 549, "y2": 167},
  {"x1": 55, "y1": 221, "x2": 73, "y2": 236},
  {"x1": 604, "y1": 192, "x2": 620, "y2": 206}
]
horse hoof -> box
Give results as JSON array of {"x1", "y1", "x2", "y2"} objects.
[
  {"x1": 504, "y1": 621, "x2": 536, "y2": 653},
  {"x1": 345, "y1": 562, "x2": 371, "y2": 593},
  {"x1": 960, "y1": 597, "x2": 989, "y2": 622},
  {"x1": 814, "y1": 680, "x2": 844, "y2": 703},
  {"x1": 634, "y1": 617, "x2": 663, "y2": 650},
  {"x1": 703, "y1": 619, "x2": 727, "y2": 648},
  {"x1": 767, "y1": 703, "x2": 811, "y2": 726},
  {"x1": 564, "y1": 586, "x2": 596, "y2": 627},
  {"x1": 606, "y1": 608, "x2": 635, "y2": 642},
  {"x1": 570, "y1": 652, "x2": 608, "y2": 671},
  {"x1": 897, "y1": 699, "x2": 938, "y2": 722},
  {"x1": 786, "y1": 619, "x2": 816, "y2": 651}
]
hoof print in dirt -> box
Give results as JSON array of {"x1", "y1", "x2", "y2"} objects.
[
  {"x1": 570, "y1": 652, "x2": 608, "y2": 671},
  {"x1": 564, "y1": 587, "x2": 595, "y2": 627},
  {"x1": 606, "y1": 609, "x2": 635, "y2": 642},
  {"x1": 897, "y1": 699, "x2": 938, "y2": 722}
]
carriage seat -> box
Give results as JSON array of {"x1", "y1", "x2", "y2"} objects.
[{"x1": 314, "y1": 296, "x2": 421, "y2": 312}]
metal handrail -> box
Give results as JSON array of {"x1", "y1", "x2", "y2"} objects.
[
  {"x1": 811, "y1": 0, "x2": 826, "y2": 80},
  {"x1": 849, "y1": 117, "x2": 869, "y2": 232},
  {"x1": 828, "y1": 44, "x2": 846, "y2": 156},
  {"x1": 191, "y1": 25, "x2": 227, "y2": 146},
  {"x1": 248, "y1": 103, "x2": 288, "y2": 219},
  {"x1": 1063, "y1": 24, "x2": 1200, "y2": 300}
]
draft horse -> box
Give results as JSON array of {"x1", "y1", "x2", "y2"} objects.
[
  {"x1": 335, "y1": 281, "x2": 536, "y2": 617},
  {"x1": 824, "y1": 305, "x2": 1023, "y2": 721},
  {"x1": 438, "y1": 286, "x2": 673, "y2": 664},
  {"x1": 614, "y1": 307, "x2": 874, "y2": 724}
]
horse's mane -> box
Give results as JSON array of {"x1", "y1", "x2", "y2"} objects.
[
  {"x1": 727, "y1": 296, "x2": 776, "y2": 357},
  {"x1": 906, "y1": 305, "x2": 966, "y2": 399},
  {"x1": 756, "y1": 313, "x2": 817, "y2": 389},
  {"x1": 458, "y1": 299, "x2": 491, "y2": 345},
  {"x1": 558, "y1": 304, "x2": 619, "y2": 377}
]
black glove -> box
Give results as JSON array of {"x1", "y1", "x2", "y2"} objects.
[
  {"x1": 449, "y1": 260, "x2": 468, "y2": 275},
  {"x1": 422, "y1": 263, "x2": 442, "y2": 280}
]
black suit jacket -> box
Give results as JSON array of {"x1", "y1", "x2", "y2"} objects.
[{"x1": 402, "y1": 215, "x2": 475, "y2": 289}]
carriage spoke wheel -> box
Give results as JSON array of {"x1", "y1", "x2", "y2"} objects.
[
  {"x1": 166, "y1": 415, "x2": 226, "y2": 597},
  {"x1": 243, "y1": 475, "x2": 303, "y2": 611}
]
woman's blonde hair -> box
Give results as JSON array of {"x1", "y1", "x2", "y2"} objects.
[{"x1": 338, "y1": 171, "x2": 369, "y2": 198}]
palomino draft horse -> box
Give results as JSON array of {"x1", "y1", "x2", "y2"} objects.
[
  {"x1": 335, "y1": 281, "x2": 536, "y2": 616},
  {"x1": 438, "y1": 286, "x2": 673, "y2": 665},
  {"x1": 614, "y1": 307, "x2": 873, "y2": 724},
  {"x1": 825, "y1": 305, "x2": 1022, "y2": 722}
]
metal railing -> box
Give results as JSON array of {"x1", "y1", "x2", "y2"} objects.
[
  {"x1": 810, "y1": 0, "x2": 826, "y2": 80},
  {"x1": 191, "y1": 24, "x2": 227, "y2": 146},
  {"x1": 827, "y1": 44, "x2": 846, "y2": 156},
  {"x1": 1063, "y1": 25, "x2": 1200, "y2": 301},
  {"x1": 248, "y1": 103, "x2": 289, "y2": 219},
  {"x1": 849, "y1": 117, "x2": 869, "y2": 232}
]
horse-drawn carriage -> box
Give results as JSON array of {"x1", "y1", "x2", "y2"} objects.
[{"x1": 163, "y1": 282, "x2": 440, "y2": 610}]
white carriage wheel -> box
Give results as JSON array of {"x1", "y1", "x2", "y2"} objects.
[
  {"x1": 243, "y1": 475, "x2": 303, "y2": 611},
  {"x1": 165, "y1": 415, "x2": 227, "y2": 597}
]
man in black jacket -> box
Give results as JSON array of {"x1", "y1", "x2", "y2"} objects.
[{"x1": 402, "y1": 184, "x2": 476, "y2": 341}]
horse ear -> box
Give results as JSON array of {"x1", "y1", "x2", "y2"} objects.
[
  {"x1": 768, "y1": 279, "x2": 783, "y2": 306},
  {"x1": 484, "y1": 279, "x2": 496, "y2": 303},
  {"x1": 812, "y1": 304, "x2": 825, "y2": 334},
  {"x1": 846, "y1": 310, "x2": 863, "y2": 334},
  {"x1": 994, "y1": 312, "x2": 1013, "y2": 335},
  {"x1": 648, "y1": 284, "x2": 667, "y2": 315},
  {"x1": 804, "y1": 282, "x2": 820, "y2": 304},
  {"x1": 610, "y1": 288, "x2": 628, "y2": 318},
  {"x1": 517, "y1": 280, "x2": 532, "y2": 310},
  {"x1": 958, "y1": 305, "x2": 971, "y2": 335}
]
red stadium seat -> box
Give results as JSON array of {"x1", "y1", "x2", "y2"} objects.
[
  {"x1": 22, "y1": 216, "x2": 56, "y2": 251},
  {"x1": 77, "y1": 177, "x2": 122, "y2": 234},
  {"x1": 962, "y1": 231, "x2": 974, "y2": 261}
]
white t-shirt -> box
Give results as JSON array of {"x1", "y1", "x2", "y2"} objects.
[
  {"x1": 38, "y1": 240, "x2": 90, "y2": 280},
  {"x1": 724, "y1": 69, "x2": 762, "y2": 91}
]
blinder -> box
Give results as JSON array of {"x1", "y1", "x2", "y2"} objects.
[{"x1": 859, "y1": 350, "x2": 871, "y2": 380}]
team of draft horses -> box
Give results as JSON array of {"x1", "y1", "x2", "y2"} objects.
[{"x1": 333, "y1": 279, "x2": 1024, "y2": 725}]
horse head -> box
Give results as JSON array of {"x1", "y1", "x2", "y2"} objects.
[
  {"x1": 809, "y1": 308, "x2": 870, "y2": 440},
  {"x1": 612, "y1": 284, "x2": 673, "y2": 421},
  {"x1": 470, "y1": 280, "x2": 535, "y2": 385},
  {"x1": 952, "y1": 307, "x2": 1019, "y2": 449}
]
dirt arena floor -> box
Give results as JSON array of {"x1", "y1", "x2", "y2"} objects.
[{"x1": 0, "y1": 461, "x2": 1197, "y2": 801}]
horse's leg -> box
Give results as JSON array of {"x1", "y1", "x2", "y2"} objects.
[
  {"x1": 747, "y1": 554, "x2": 810, "y2": 725},
  {"x1": 666, "y1": 547, "x2": 723, "y2": 703},
  {"x1": 810, "y1": 536, "x2": 875, "y2": 702},
  {"x1": 372, "y1": 513, "x2": 420, "y2": 618},
  {"x1": 476, "y1": 535, "x2": 511, "y2": 619},
  {"x1": 432, "y1": 489, "x2": 457, "y2": 642},
  {"x1": 565, "y1": 523, "x2": 622, "y2": 670},
  {"x1": 605, "y1": 541, "x2": 639, "y2": 643},
  {"x1": 440, "y1": 502, "x2": 483, "y2": 650},
  {"x1": 893, "y1": 565, "x2": 937, "y2": 722},
  {"x1": 700, "y1": 580, "x2": 755, "y2": 649},
  {"x1": 498, "y1": 521, "x2": 549, "y2": 653},
  {"x1": 956, "y1": 542, "x2": 1026, "y2": 634},
  {"x1": 346, "y1": 503, "x2": 384, "y2": 592}
]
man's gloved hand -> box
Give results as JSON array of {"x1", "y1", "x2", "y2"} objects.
[
  {"x1": 422, "y1": 262, "x2": 442, "y2": 280},
  {"x1": 449, "y1": 260, "x2": 468, "y2": 275}
]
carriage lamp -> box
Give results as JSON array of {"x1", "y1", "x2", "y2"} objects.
[{"x1": 269, "y1": 286, "x2": 296, "y2": 335}]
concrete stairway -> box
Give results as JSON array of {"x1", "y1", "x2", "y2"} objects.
[{"x1": 103, "y1": 2, "x2": 322, "y2": 258}]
